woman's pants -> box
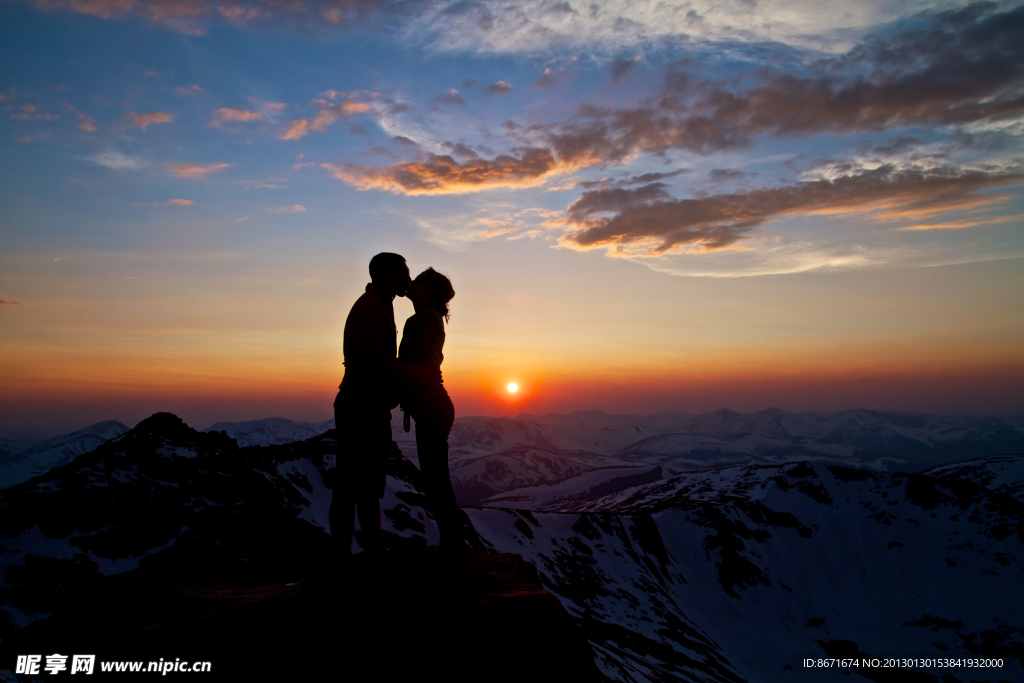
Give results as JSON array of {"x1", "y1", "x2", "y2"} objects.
[{"x1": 410, "y1": 390, "x2": 463, "y2": 551}]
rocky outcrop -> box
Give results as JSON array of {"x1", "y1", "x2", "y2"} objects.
[{"x1": 0, "y1": 547, "x2": 604, "y2": 682}]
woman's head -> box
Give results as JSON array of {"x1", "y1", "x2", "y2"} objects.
[{"x1": 410, "y1": 267, "x2": 455, "y2": 322}]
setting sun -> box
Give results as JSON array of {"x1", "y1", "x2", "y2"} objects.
[{"x1": 507, "y1": 383, "x2": 518, "y2": 393}]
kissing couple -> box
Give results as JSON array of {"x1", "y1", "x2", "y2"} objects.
[{"x1": 328, "y1": 252, "x2": 465, "y2": 565}]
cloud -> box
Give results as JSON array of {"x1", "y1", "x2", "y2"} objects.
[
  {"x1": 413, "y1": 205, "x2": 560, "y2": 250},
  {"x1": 267, "y1": 204, "x2": 307, "y2": 213},
  {"x1": 484, "y1": 80, "x2": 512, "y2": 95},
  {"x1": 164, "y1": 198, "x2": 194, "y2": 206},
  {"x1": 0, "y1": 299, "x2": 24, "y2": 306},
  {"x1": 211, "y1": 107, "x2": 264, "y2": 126},
  {"x1": 404, "y1": 0, "x2": 986, "y2": 57},
  {"x1": 10, "y1": 103, "x2": 59, "y2": 121},
  {"x1": 559, "y1": 165, "x2": 1024, "y2": 255},
  {"x1": 76, "y1": 112, "x2": 97, "y2": 132},
  {"x1": 174, "y1": 84, "x2": 206, "y2": 96},
  {"x1": 708, "y1": 169, "x2": 750, "y2": 183},
  {"x1": 610, "y1": 56, "x2": 641, "y2": 81},
  {"x1": 437, "y1": 89, "x2": 465, "y2": 106},
  {"x1": 520, "y1": 4, "x2": 1024, "y2": 167},
  {"x1": 895, "y1": 213, "x2": 1024, "y2": 231},
  {"x1": 534, "y1": 68, "x2": 567, "y2": 89},
  {"x1": 324, "y1": 147, "x2": 560, "y2": 195},
  {"x1": 167, "y1": 162, "x2": 229, "y2": 178},
  {"x1": 123, "y1": 111, "x2": 174, "y2": 131},
  {"x1": 88, "y1": 150, "x2": 150, "y2": 170},
  {"x1": 278, "y1": 98, "x2": 371, "y2": 140},
  {"x1": 279, "y1": 119, "x2": 308, "y2": 141}
]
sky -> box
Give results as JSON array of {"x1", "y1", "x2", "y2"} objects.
[{"x1": 1, "y1": 0, "x2": 1023, "y2": 436}]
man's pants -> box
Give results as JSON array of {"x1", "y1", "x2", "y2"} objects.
[{"x1": 329, "y1": 391, "x2": 391, "y2": 554}]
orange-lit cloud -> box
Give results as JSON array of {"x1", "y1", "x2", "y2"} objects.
[
  {"x1": 324, "y1": 148, "x2": 561, "y2": 195},
  {"x1": 123, "y1": 110, "x2": 174, "y2": 131},
  {"x1": 0, "y1": 299, "x2": 24, "y2": 306},
  {"x1": 10, "y1": 103, "x2": 59, "y2": 121},
  {"x1": 210, "y1": 107, "x2": 263, "y2": 127},
  {"x1": 278, "y1": 98, "x2": 371, "y2": 140},
  {"x1": 133, "y1": 199, "x2": 195, "y2": 206},
  {"x1": 895, "y1": 213, "x2": 1024, "y2": 230},
  {"x1": 558, "y1": 166, "x2": 1024, "y2": 255},
  {"x1": 279, "y1": 119, "x2": 308, "y2": 141},
  {"x1": 166, "y1": 162, "x2": 229, "y2": 178},
  {"x1": 76, "y1": 112, "x2": 97, "y2": 131},
  {"x1": 29, "y1": 0, "x2": 210, "y2": 34}
]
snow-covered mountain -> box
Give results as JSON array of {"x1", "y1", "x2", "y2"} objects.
[
  {"x1": 1, "y1": 411, "x2": 1020, "y2": 682},
  {"x1": 923, "y1": 454, "x2": 1024, "y2": 503},
  {"x1": 0, "y1": 421, "x2": 129, "y2": 489},
  {"x1": 203, "y1": 416, "x2": 334, "y2": 447},
  {"x1": 469, "y1": 460, "x2": 1024, "y2": 681},
  {"x1": 448, "y1": 409, "x2": 1024, "y2": 509}
]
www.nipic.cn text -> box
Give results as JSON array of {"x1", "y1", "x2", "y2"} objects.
[{"x1": 16, "y1": 654, "x2": 213, "y2": 675}]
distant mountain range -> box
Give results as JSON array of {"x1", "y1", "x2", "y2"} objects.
[
  {"x1": 5, "y1": 409, "x2": 1022, "y2": 511},
  {"x1": 0, "y1": 421, "x2": 129, "y2": 489},
  {"x1": 0, "y1": 409, "x2": 1021, "y2": 681}
]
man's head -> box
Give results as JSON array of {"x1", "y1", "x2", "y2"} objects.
[{"x1": 368, "y1": 252, "x2": 411, "y2": 298}]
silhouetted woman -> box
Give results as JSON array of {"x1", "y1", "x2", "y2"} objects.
[{"x1": 398, "y1": 268, "x2": 465, "y2": 558}]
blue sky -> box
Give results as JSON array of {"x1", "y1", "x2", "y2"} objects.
[{"x1": 1, "y1": 0, "x2": 1023, "y2": 434}]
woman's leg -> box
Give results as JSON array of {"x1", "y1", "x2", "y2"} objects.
[{"x1": 416, "y1": 417, "x2": 463, "y2": 551}]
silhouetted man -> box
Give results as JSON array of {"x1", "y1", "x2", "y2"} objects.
[{"x1": 329, "y1": 253, "x2": 412, "y2": 558}]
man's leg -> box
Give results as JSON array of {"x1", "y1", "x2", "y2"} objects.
[
  {"x1": 329, "y1": 490, "x2": 355, "y2": 556},
  {"x1": 355, "y1": 497, "x2": 382, "y2": 553},
  {"x1": 330, "y1": 391, "x2": 357, "y2": 558}
]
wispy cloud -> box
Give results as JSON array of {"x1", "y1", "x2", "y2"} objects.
[
  {"x1": 133, "y1": 198, "x2": 195, "y2": 207},
  {"x1": 557, "y1": 166, "x2": 1024, "y2": 256},
  {"x1": 267, "y1": 204, "x2": 307, "y2": 213},
  {"x1": 166, "y1": 162, "x2": 229, "y2": 178},
  {"x1": 174, "y1": 84, "x2": 206, "y2": 96},
  {"x1": 210, "y1": 107, "x2": 263, "y2": 127},
  {"x1": 88, "y1": 150, "x2": 150, "y2": 170},
  {"x1": 895, "y1": 214, "x2": 1024, "y2": 231},
  {"x1": 122, "y1": 111, "x2": 174, "y2": 131},
  {"x1": 413, "y1": 205, "x2": 561, "y2": 250},
  {"x1": 403, "y1": 0, "x2": 963, "y2": 55},
  {"x1": 0, "y1": 299, "x2": 24, "y2": 306}
]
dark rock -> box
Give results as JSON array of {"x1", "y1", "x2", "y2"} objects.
[{"x1": 0, "y1": 548, "x2": 604, "y2": 682}]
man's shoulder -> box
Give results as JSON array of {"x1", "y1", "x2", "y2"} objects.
[{"x1": 349, "y1": 288, "x2": 389, "y2": 316}]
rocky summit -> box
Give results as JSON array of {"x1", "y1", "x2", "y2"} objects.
[{"x1": 0, "y1": 411, "x2": 1022, "y2": 682}]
